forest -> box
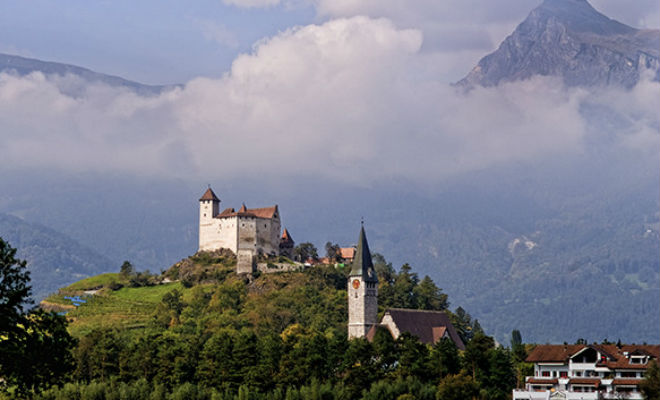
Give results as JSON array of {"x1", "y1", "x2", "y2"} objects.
[{"x1": 1, "y1": 238, "x2": 658, "y2": 400}]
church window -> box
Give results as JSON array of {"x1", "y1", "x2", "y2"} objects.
[{"x1": 204, "y1": 213, "x2": 206, "y2": 217}]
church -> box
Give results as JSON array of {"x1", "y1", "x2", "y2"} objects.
[{"x1": 347, "y1": 226, "x2": 465, "y2": 349}]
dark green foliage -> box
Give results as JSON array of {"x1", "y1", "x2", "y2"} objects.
[
  {"x1": 325, "y1": 242, "x2": 341, "y2": 261},
  {"x1": 640, "y1": 360, "x2": 660, "y2": 400},
  {"x1": 0, "y1": 238, "x2": 76, "y2": 397},
  {"x1": 120, "y1": 261, "x2": 135, "y2": 278},
  {"x1": 0, "y1": 237, "x2": 31, "y2": 334},
  {"x1": 436, "y1": 373, "x2": 480, "y2": 400},
  {"x1": 378, "y1": 263, "x2": 448, "y2": 313},
  {"x1": 293, "y1": 242, "x2": 318, "y2": 262},
  {"x1": 33, "y1": 255, "x2": 520, "y2": 400},
  {"x1": 430, "y1": 337, "x2": 461, "y2": 379}
]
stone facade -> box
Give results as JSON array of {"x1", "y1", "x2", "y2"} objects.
[
  {"x1": 198, "y1": 188, "x2": 290, "y2": 274},
  {"x1": 347, "y1": 226, "x2": 379, "y2": 339}
]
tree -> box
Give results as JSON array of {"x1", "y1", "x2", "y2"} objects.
[
  {"x1": 392, "y1": 263, "x2": 419, "y2": 309},
  {"x1": 0, "y1": 238, "x2": 31, "y2": 337},
  {"x1": 640, "y1": 360, "x2": 660, "y2": 400},
  {"x1": 10, "y1": 310, "x2": 77, "y2": 394},
  {"x1": 436, "y1": 373, "x2": 480, "y2": 400},
  {"x1": 452, "y1": 307, "x2": 474, "y2": 344},
  {"x1": 0, "y1": 238, "x2": 76, "y2": 396},
  {"x1": 431, "y1": 337, "x2": 461, "y2": 379},
  {"x1": 415, "y1": 276, "x2": 448, "y2": 311},
  {"x1": 293, "y1": 242, "x2": 318, "y2": 262},
  {"x1": 462, "y1": 332, "x2": 494, "y2": 380},
  {"x1": 324, "y1": 242, "x2": 341, "y2": 261},
  {"x1": 119, "y1": 260, "x2": 135, "y2": 278}
]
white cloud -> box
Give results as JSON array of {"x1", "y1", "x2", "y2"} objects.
[{"x1": 0, "y1": 16, "x2": 657, "y2": 185}]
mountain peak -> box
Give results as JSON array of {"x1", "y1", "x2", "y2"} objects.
[
  {"x1": 533, "y1": 0, "x2": 635, "y2": 36},
  {"x1": 456, "y1": 0, "x2": 659, "y2": 88}
]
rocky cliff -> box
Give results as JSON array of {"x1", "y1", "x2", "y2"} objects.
[{"x1": 457, "y1": 0, "x2": 660, "y2": 88}]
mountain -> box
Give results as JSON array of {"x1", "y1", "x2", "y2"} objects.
[
  {"x1": 457, "y1": 0, "x2": 660, "y2": 88},
  {"x1": 0, "y1": 53, "x2": 176, "y2": 95},
  {"x1": 0, "y1": 213, "x2": 115, "y2": 300}
]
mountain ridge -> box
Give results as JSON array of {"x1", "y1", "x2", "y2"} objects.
[
  {"x1": 457, "y1": 0, "x2": 660, "y2": 88},
  {"x1": 0, "y1": 53, "x2": 178, "y2": 95}
]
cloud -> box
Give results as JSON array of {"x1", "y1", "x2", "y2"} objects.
[{"x1": 0, "y1": 16, "x2": 657, "y2": 186}]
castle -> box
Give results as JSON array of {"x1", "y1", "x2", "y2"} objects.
[{"x1": 198, "y1": 187, "x2": 294, "y2": 272}]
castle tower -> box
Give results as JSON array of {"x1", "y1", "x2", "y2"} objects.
[
  {"x1": 199, "y1": 187, "x2": 220, "y2": 250},
  {"x1": 348, "y1": 225, "x2": 379, "y2": 339}
]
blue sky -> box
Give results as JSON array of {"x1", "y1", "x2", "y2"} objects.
[{"x1": 1, "y1": 0, "x2": 657, "y2": 84}]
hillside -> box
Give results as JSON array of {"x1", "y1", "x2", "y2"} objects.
[
  {"x1": 0, "y1": 213, "x2": 115, "y2": 300},
  {"x1": 42, "y1": 252, "x2": 349, "y2": 338}
]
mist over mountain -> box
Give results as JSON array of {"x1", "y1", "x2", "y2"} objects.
[
  {"x1": 0, "y1": 213, "x2": 114, "y2": 300},
  {"x1": 0, "y1": 53, "x2": 176, "y2": 95},
  {"x1": 458, "y1": 0, "x2": 660, "y2": 88}
]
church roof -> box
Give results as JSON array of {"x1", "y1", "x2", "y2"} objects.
[
  {"x1": 350, "y1": 225, "x2": 378, "y2": 282},
  {"x1": 199, "y1": 187, "x2": 220, "y2": 202},
  {"x1": 380, "y1": 308, "x2": 465, "y2": 349}
]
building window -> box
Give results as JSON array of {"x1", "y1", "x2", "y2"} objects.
[
  {"x1": 575, "y1": 371, "x2": 582, "y2": 377},
  {"x1": 542, "y1": 371, "x2": 550, "y2": 377},
  {"x1": 560, "y1": 371, "x2": 568, "y2": 378}
]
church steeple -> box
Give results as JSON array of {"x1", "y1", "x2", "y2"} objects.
[
  {"x1": 350, "y1": 225, "x2": 378, "y2": 283},
  {"x1": 348, "y1": 224, "x2": 379, "y2": 339}
]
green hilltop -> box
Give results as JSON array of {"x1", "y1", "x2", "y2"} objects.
[{"x1": 42, "y1": 250, "x2": 352, "y2": 338}]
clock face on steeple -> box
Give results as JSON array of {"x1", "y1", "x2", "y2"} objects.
[{"x1": 352, "y1": 279, "x2": 360, "y2": 289}]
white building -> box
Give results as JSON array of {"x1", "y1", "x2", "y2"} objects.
[
  {"x1": 198, "y1": 187, "x2": 291, "y2": 272},
  {"x1": 513, "y1": 344, "x2": 659, "y2": 400}
]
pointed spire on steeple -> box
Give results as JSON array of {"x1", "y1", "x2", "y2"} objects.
[
  {"x1": 239, "y1": 203, "x2": 248, "y2": 213},
  {"x1": 350, "y1": 225, "x2": 378, "y2": 282}
]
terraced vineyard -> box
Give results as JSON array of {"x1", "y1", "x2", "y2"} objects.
[{"x1": 42, "y1": 274, "x2": 190, "y2": 336}]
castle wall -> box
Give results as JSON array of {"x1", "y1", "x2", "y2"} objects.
[
  {"x1": 255, "y1": 217, "x2": 280, "y2": 256},
  {"x1": 199, "y1": 216, "x2": 238, "y2": 252},
  {"x1": 237, "y1": 217, "x2": 257, "y2": 252}
]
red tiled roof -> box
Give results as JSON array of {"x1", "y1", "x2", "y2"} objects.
[
  {"x1": 340, "y1": 247, "x2": 355, "y2": 259},
  {"x1": 612, "y1": 379, "x2": 644, "y2": 386},
  {"x1": 527, "y1": 378, "x2": 558, "y2": 384},
  {"x1": 218, "y1": 207, "x2": 235, "y2": 216},
  {"x1": 281, "y1": 228, "x2": 293, "y2": 242},
  {"x1": 215, "y1": 205, "x2": 278, "y2": 219},
  {"x1": 569, "y1": 378, "x2": 601, "y2": 386},
  {"x1": 527, "y1": 345, "x2": 584, "y2": 363},
  {"x1": 527, "y1": 344, "x2": 660, "y2": 367},
  {"x1": 199, "y1": 188, "x2": 220, "y2": 201}
]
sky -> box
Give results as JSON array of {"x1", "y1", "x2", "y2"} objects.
[
  {"x1": 0, "y1": 0, "x2": 658, "y2": 84},
  {"x1": 0, "y1": 0, "x2": 658, "y2": 186}
]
